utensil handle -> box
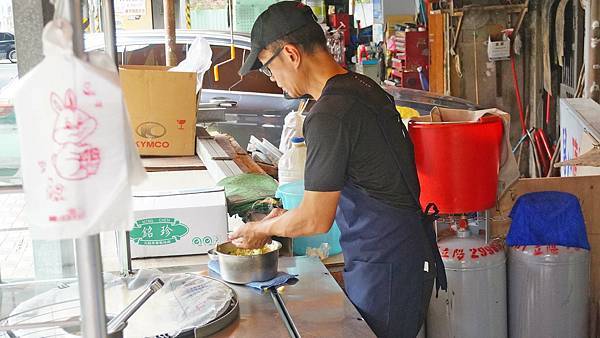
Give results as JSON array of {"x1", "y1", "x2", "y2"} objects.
[{"x1": 106, "y1": 278, "x2": 164, "y2": 334}]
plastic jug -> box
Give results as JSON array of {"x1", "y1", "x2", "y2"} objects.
[
  {"x1": 278, "y1": 136, "x2": 307, "y2": 186},
  {"x1": 276, "y1": 180, "x2": 342, "y2": 256}
]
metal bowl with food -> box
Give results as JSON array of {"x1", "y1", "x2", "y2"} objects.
[{"x1": 208, "y1": 240, "x2": 282, "y2": 284}]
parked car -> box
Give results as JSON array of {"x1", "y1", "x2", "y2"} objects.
[
  {"x1": 0, "y1": 32, "x2": 16, "y2": 63},
  {"x1": 0, "y1": 30, "x2": 479, "y2": 185},
  {"x1": 84, "y1": 29, "x2": 479, "y2": 148}
]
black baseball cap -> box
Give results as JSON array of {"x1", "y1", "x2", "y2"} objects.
[{"x1": 238, "y1": 1, "x2": 319, "y2": 76}]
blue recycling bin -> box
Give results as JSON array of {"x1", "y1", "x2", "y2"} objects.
[{"x1": 276, "y1": 180, "x2": 342, "y2": 256}]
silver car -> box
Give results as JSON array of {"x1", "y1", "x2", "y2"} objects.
[
  {"x1": 0, "y1": 29, "x2": 477, "y2": 185},
  {"x1": 85, "y1": 29, "x2": 478, "y2": 148}
]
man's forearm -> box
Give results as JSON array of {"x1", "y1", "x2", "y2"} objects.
[{"x1": 261, "y1": 207, "x2": 332, "y2": 238}]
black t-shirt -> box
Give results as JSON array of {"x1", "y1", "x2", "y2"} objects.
[{"x1": 303, "y1": 72, "x2": 419, "y2": 210}]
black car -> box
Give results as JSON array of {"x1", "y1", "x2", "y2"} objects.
[{"x1": 0, "y1": 32, "x2": 16, "y2": 63}]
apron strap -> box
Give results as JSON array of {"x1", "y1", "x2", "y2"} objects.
[{"x1": 422, "y1": 203, "x2": 448, "y2": 296}]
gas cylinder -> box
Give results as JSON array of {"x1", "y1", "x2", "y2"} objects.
[
  {"x1": 427, "y1": 227, "x2": 507, "y2": 338},
  {"x1": 508, "y1": 245, "x2": 589, "y2": 338},
  {"x1": 417, "y1": 325, "x2": 425, "y2": 338}
]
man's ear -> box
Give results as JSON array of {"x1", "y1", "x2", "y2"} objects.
[{"x1": 282, "y1": 44, "x2": 302, "y2": 69}]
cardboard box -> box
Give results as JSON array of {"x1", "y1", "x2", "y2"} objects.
[
  {"x1": 120, "y1": 65, "x2": 197, "y2": 156},
  {"x1": 384, "y1": 15, "x2": 415, "y2": 40},
  {"x1": 129, "y1": 171, "x2": 228, "y2": 258}
]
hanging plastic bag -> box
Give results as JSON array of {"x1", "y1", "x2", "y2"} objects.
[
  {"x1": 13, "y1": 19, "x2": 146, "y2": 240},
  {"x1": 169, "y1": 36, "x2": 213, "y2": 94}
]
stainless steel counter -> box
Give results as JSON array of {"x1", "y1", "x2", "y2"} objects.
[
  {"x1": 212, "y1": 256, "x2": 374, "y2": 337},
  {"x1": 273, "y1": 256, "x2": 373, "y2": 338},
  {"x1": 1, "y1": 256, "x2": 374, "y2": 337},
  {"x1": 171, "y1": 256, "x2": 375, "y2": 338}
]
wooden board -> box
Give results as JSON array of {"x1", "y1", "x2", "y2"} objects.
[
  {"x1": 141, "y1": 156, "x2": 205, "y2": 171},
  {"x1": 196, "y1": 138, "x2": 242, "y2": 182},
  {"x1": 491, "y1": 176, "x2": 600, "y2": 336},
  {"x1": 428, "y1": 7, "x2": 445, "y2": 94},
  {"x1": 444, "y1": 12, "x2": 526, "y2": 146},
  {"x1": 255, "y1": 162, "x2": 278, "y2": 179},
  {"x1": 215, "y1": 135, "x2": 265, "y2": 175},
  {"x1": 200, "y1": 138, "x2": 231, "y2": 160}
]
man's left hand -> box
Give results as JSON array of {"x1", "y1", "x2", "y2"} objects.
[{"x1": 229, "y1": 208, "x2": 286, "y2": 248}]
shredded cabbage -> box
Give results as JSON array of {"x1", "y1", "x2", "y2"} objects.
[{"x1": 226, "y1": 246, "x2": 272, "y2": 256}]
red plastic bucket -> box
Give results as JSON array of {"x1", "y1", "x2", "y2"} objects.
[{"x1": 408, "y1": 116, "x2": 504, "y2": 214}]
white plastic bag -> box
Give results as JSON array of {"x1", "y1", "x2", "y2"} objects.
[
  {"x1": 169, "y1": 36, "x2": 213, "y2": 94},
  {"x1": 279, "y1": 110, "x2": 305, "y2": 153},
  {"x1": 13, "y1": 19, "x2": 146, "y2": 240},
  {"x1": 1, "y1": 271, "x2": 233, "y2": 338}
]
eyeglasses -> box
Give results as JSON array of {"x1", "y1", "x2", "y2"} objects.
[{"x1": 259, "y1": 46, "x2": 284, "y2": 77}]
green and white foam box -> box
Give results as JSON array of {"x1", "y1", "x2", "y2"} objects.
[{"x1": 129, "y1": 171, "x2": 228, "y2": 258}]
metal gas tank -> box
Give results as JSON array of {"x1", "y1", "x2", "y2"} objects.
[
  {"x1": 417, "y1": 324, "x2": 425, "y2": 338},
  {"x1": 508, "y1": 245, "x2": 589, "y2": 338},
  {"x1": 427, "y1": 231, "x2": 507, "y2": 338}
]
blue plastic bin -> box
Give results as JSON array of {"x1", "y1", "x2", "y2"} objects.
[{"x1": 276, "y1": 180, "x2": 342, "y2": 256}]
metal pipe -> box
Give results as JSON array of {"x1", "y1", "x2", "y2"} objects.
[
  {"x1": 164, "y1": 0, "x2": 177, "y2": 66},
  {"x1": 101, "y1": 0, "x2": 118, "y2": 65},
  {"x1": 70, "y1": 0, "x2": 85, "y2": 59},
  {"x1": 586, "y1": 0, "x2": 600, "y2": 102},
  {"x1": 213, "y1": 0, "x2": 236, "y2": 82},
  {"x1": 106, "y1": 0, "x2": 133, "y2": 277},
  {"x1": 75, "y1": 235, "x2": 108, "y2": 338},
  {"x1": 67, "y1": 2, "x2": 108, "y2": 337},
  {"x1": 484, "y1": 210, "x2": 489, "y2": 244},
  {"x1": 106, "y1": 278, "x2": 164, "y2": 334},
  {"x1": 116, "y1": 230, "x2": 133, "y2": 276},
  {"x1": 473, "y1": 31, "x2": 479, "y2": 104}
]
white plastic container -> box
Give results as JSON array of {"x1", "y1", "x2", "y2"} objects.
[
  {"x1": 279, "y1": 110, "x2": 305, "y2": 153},
  {"x1": 278, "y1": 136, "x2": 307, "y2": 186}
]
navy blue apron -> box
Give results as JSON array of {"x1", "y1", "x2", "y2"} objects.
[
  {"x1": 338, "y1": 183, "x2": 431, "y2": 337},
  {"x1": 323, "y1": 73, "x2": 447, "y2": 337}
]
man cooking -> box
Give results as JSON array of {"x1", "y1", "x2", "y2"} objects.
[{"x1": 230, "y1": 2, "x2": 446, "y2": 337}]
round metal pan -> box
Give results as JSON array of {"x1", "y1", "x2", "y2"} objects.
[{"x1": 209, "y1": 241, "x2": 282, "y2": 284}]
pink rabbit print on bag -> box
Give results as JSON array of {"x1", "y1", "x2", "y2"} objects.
[{"x1": 50, "y1": 89, "x2": 101, "y2": 180}]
